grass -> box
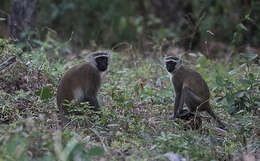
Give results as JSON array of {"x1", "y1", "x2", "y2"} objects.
[{"x1": 0, "y1": 38, "x2": 259, "y2": 161}]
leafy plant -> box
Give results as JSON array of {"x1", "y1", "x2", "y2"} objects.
[
  {"x1": 35, "y1": 87, "x2": 54, "y2": 101},
  {"x1": 214, "y1": 53, "x2": 259, "y2": 115}
]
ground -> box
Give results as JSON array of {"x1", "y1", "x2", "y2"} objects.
[{"x1": 0, "y1": 39, "x2": 259, "y2": 161}]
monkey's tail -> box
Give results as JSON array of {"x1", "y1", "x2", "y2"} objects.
[{"x1": 206, "y1": 108, "x2": 227, "y2": 129}]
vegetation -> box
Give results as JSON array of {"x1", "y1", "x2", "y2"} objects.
[
  {"x1": 1, "y1": 0, "x2": 260, "y2": 48},
  {"x1": 0, "y1": 36, "x2": 259, "y2": 160},
  {"x1": 0, "y1": 0, "x2": 260, "y2": 160}
]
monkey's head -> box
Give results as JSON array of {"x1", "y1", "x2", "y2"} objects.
[
  {"x1": 95, "y1": 55, "x2": 109, "y2": 72},
  {"x1": 163, "y1": 56, "x2": 182, "y2": 73},
  {"x1": 90, "y1": 52, "x2": 111, "y2": 72}
]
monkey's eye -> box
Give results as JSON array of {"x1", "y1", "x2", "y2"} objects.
[{"x1": 96, "y1": 56, "x2": 108, "y2": 63}]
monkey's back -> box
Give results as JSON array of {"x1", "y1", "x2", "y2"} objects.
[
  {"x1": 57, "y1": 62, "x2": 101, "y2": 109},
  {"x1": 185, "y1": 68, "x2": 210, "y2": 99},
  {"x1": 174, "y1": 67, "x2": 210, "y2": 100}
]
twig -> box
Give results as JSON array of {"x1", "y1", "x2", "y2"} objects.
[
  {"x1": 0, "y1": 56, "x2": 16, "y2": 72},
  {"x1": 63, "y1": 118, "x2": 78, "y2": 129},
  {"x1": 192, "y1": 98, "x2": 209, "y2": 122}
]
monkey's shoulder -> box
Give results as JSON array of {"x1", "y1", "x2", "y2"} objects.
[
  {"x1": 184, "y1": 68, "x2": 205, "y2": 81},
  {"x1": 65, "y1": 62, "x2": 99, "y2": 76},
  {"x1": 58, "y1": 62, "x2": 101, "y2": 90},
  {"x1": 185, "y1": 68, "x2": 210, "y2": 96}
]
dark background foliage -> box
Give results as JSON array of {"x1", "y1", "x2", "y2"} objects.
[{"x1": 1, "y1": 0, "x2": 260, "y2": 49}]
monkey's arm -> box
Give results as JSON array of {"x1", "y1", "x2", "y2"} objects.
[
  {"x1": 177, "y1": 90, "x2": 186, "y2": 115},
  {"x1": 170, "y1": 78, "x2": 185, "y2": 119},
  {"x1": 171, "y1": 91, "x2": 185, "y2": 119},
  {"x1": 173, "y1": 93, "x2": 181, "y2": 117},
  {"x1": 172, "y1": 86, "x2": 193, "y2": 120}
]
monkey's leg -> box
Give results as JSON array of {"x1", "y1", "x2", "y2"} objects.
[
  {"x1": 184, "y1": 87, "x2": 227, "y2": 128},
  {"x1": 170, "y1": 91, "x2": 186, "y2": 120},
  {"x1": 183, "y1": 87, "x2": 203, "y2": 109},
  {"x1": 83, "y1": 96, "x2": 100, "y2": 111},
  {"x1": 179, "y1": 87, "x2": 202, "y2": 118}
]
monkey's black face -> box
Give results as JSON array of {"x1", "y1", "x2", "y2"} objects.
[
  {"x1": 96, "y1": 56, "x2": 108, "y2": 72},
  {"x1": 166, "y1": 61, "x2": 177, "y2": 73}
]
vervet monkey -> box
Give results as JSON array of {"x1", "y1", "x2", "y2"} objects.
[
  {"x1": 163, "y1": 56, "x2": 226, "y2": 128},
  {"x1": 57, "y1": 52, "x2": 110, "y2": 116}
]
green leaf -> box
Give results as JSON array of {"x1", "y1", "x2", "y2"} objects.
[
  {"x1": 233, "y1": 91, "x2": 245, "y2": 98},
  {"x1": 248, "y1": 73, "x2": 254, "y2": 81},
  {"x1": 245, "y1": 90, "x2": 254, "y2": 95},
  {"x1": 126, "y1": 101, "x2": 134, "y2": 108},
  {"x1": 232, "y1": 32, "x2": 239, "y2": 44},
  {"x1": 87, "y1": 146, "x2": 104, "y2": 157},
  {"x1": 188, "y1": 53, "x2": 198, "y2": 57},
  {"x1": 239, "y1": 79, "x2": 250, "y2": 85},
  {"x1": 63, "y1": 136, "x2": 81, "y2": 160},
  {"x1": 119, "y1": 17, "x2": 127, "y2": 31},
  {"x1": 35, "y1": 87, "x2": 54, "y2": 100},
  {"x1": 241, "y1": 53, "x2": 258, "y2": 60},
  {"x1": 237, "y1": 23, "x2": 248, "y2": 31},
  {"x1": 107, "y1": 123, "x2": 119, "y2": 127},
  {"x1": 253, "y1": 81, "x2": 260, "y2": 87},
  {"x1": 216, "y1": 75, "x2": 224, "y2": 86},
  {"x1": 0, "y1": 18, "x2": 6, "y2": 21},
  {"x1": 228, "y1": 69, "x2": 236, "y2": 76},
  {"x1": 226, "y1": 93, "x2": 235, "y2": 105},
  {"x1": 7, "y1": 136, "x2": 28, "y2": 160},
  {"x1": 244, "y1": 13, "x2": 250, "y2": 20},
  {"x1": 36, "y1": 154, "x2": 56, "y2": 161}
]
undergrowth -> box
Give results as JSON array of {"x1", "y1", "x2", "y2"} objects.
[{"x1": 0, "y1": 38, "x2": 259, "y2": 161}]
